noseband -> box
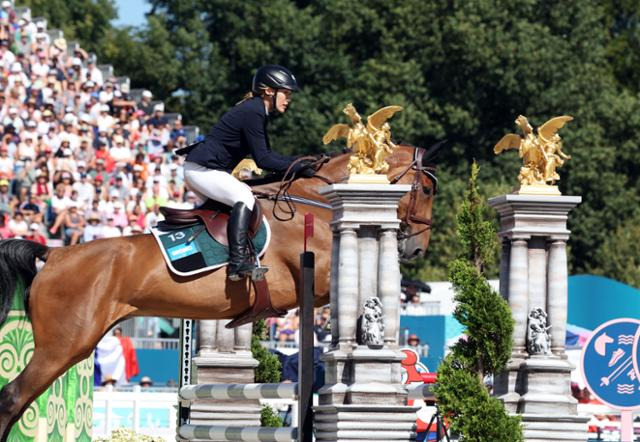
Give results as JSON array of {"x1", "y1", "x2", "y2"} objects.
[{"x1": 390, "y1": 147, "x2": 437, "y2": 240}]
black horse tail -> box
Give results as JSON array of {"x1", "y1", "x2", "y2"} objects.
[{"x1": 0, "y1": 239, "x2": 49, "y2": 326}]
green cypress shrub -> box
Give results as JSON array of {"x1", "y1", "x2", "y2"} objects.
[
  {"x1": 251, "y1": 319, "x2": 284, "y2": 427},
  {"x1": 434, "y1": 162, "x2": 523, "y2": 442}
]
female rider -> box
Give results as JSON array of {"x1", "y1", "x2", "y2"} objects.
[{"x1": 180, "y1": 65, "x2": 314, "y2": 281}]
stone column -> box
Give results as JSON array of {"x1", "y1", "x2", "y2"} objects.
[
  {"x1": 337, "y1": 227, "x2": 359, "y2": 349},
  {"x1": 527, "y1": 237, "x2": 547, "y2": 314},
  {"x1": 547, "y1": 239, "x2": 568, "y2": 356},
  {"x1": 359, "y1": 226, "x2": 379, "y2": 318},
  {"x1": 489, "y1": 193, "x2": 587, "y2": 442},
  {"x1": 509, "y1": 238, "x2": 529, "y2": 356},
  {"x1": 315, "y1": 183, "x2": 418, "y2": 441},
  {"x1": 197, "y1": 320, "x2": 217, "y2": 356},
  {"x1": 378, "y1": 229, "x2": 401, "y2": 347},
  {"x1": 499, "y1": 239, "x2": 510, "y2": 300},
  {"x1": 190, "y1": 319, "x2": 260, "y2": 427}
]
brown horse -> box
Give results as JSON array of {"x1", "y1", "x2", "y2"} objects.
[{"x1": 0, "y1": 144, "x2": 438, "y2": 439}]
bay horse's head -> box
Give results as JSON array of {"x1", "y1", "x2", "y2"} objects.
[{"x1": 386, "y1": 143, "x2": 441, "y2": 261}]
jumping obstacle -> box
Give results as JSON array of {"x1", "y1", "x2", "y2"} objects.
[
  {"x1": 176, "y1": 249, "x2": 316, "y2": 442},
  {"x1": 176, "y1": 184, "x2": 437, "y2": 441}
]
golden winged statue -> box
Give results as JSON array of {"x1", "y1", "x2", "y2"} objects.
[
  {"x1": 323, "y1": 103, "x2": 403, "y2": 178},
  {"x1": 494, "y1": 115, "x2": 573, "y2": 191}
]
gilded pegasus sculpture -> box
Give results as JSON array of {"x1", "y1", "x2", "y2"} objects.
[
  {"x1": 323, "y1": 103, "x2": 403, "y2": 178},
  {"x1": 494, "y1": 115, "x2": 573, "y2": 191}
]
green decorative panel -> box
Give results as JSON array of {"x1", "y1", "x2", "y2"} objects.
[{"x1": 0, "y1": 288, "x2": 93, "y2": 441}]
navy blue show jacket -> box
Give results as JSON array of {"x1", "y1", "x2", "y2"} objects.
[{"x1": 185, "y1": 97, "x2": 294, "y2": 173}]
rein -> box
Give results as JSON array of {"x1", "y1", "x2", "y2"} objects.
[
  {"x1": 253, "y1": 155, "x2": 333, "y2": 221},
  {"x1": 254, "y1": 147, "x2": 436, "y2": 237}
]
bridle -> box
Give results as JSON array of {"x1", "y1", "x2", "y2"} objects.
[{"x1": 390, "y1": 147, "x2": 438, "y2": 241}]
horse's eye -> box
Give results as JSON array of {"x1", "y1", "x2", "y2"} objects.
[{"x1": 422, "y1": 186, "x2": 432, "y2": 196}]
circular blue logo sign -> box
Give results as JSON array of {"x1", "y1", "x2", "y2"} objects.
[{"x1": 581, "y1": 318, "x2": 640, "y2": 410}]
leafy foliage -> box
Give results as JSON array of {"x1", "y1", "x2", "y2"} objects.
[
  {"x1": 592, "y1": 211, "x2": 640, "y2": 287},
  {"x1": 251, "y1": 320, "x2": 281, "y2": 384},
  {"x1": 436, "y1": 359, "x2": 522, "y2": 442},
  {"x1": 251, "y1": 320, "x2": 284, "y2": 427},
  {"x1": 20, "y1": 0, "x2": 117, "y2": 54},
  {"x1": 434, "y1": 163, "x2": 521, "y2": 441},
  {"x1": 260, "y1": 404, "x2": 283, "y2": 428},
  {"x1": 30, "y1": 0, "x2": 640, "y2": 286}
]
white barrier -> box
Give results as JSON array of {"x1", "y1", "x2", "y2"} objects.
[
  {"x1": 178, "y1": 425, "x2": 297, "y2": 442},
  {"x1": 180, "y1": 383, "x2": 297, "y2": 401}
]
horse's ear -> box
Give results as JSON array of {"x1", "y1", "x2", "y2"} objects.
[{"x1": 422, "y1": 140, "x2": 447, "y2": 166}]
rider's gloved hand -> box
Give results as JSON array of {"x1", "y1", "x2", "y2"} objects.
[{"x1": 294, "y1": 160, "x2": 316, "y2": 178}]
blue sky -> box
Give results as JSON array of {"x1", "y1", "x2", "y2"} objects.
[{"x1": 112, "y1": 0, "x2": 149, "y2": 28}]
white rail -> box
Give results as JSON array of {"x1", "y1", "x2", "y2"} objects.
[
  {"x1": 179, "y1": 383, "x2": 298, "y2": 402},
  {"x1": 178, "y1": 424, "x2": 297, "y2": 442}
]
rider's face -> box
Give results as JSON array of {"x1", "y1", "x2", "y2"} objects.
[
  {"x1": 264, "y1": 88, "x2": 292, "y2": 114},
  {"x1": 275, "y1": 89, "x2": 292, "y2": 113}
]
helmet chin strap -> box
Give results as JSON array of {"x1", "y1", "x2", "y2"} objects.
[{"x1": 271, "y1": 89, "x2": 280, "y2": 115}]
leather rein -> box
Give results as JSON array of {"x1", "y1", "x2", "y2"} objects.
[
  {"x1": 254, "y1": 148, "x2": 437, "y2": 233},
  {"x1": 253, "y1": 155, "x2": 334, "y2": 221}
]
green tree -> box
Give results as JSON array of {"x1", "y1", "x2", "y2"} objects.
[
  {"x1": 592, "y1": 211, "x2": 640, "y2": 287},
  {"x1": 434, "y1": 163, "x2": 521, "y2": 441},
  {"x1": 27, "y1": 0, "x2": 640, "y2": 286},
  {"x1": 20, "y1": 0, "x2": 117, "y2": 54},
  {"x1": 251, "y1": 320, "x2": 284, "y2": 427}
]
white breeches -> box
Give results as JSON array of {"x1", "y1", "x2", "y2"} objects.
[{"x1": 183, "y1": 161, "x2": 255, "y2": 210}]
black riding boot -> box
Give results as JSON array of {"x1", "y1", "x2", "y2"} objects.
[{"x1": 227, "y1": 202, "x2": 256, "y2": 281}]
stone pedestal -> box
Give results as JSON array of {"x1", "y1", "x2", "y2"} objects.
[
  {"x1": 488, "y1": 194, "x2": 589, "y2": 441},
  {"x1": 190, "y1": 319, "x2": 261, "y2": 430},
  {"x1": 315, "y1": 184, "x2": 419, "y2": 441}
]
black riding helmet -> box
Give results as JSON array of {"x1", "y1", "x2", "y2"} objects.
[{"x1": 251, "y1": 65, "x2": 299, "y2": 94}]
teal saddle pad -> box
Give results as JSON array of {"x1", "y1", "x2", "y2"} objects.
[{"x1": 150, "y1": 220, "x2": 270, "y2": 276}]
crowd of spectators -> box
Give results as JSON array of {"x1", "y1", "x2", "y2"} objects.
[{"x1": 0, "y1": 2, "x2": 195, "y2": 245}]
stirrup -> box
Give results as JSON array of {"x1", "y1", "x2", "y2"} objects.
[{"x1": 251, "y1": 266, "x2": 269, "y2": 281}]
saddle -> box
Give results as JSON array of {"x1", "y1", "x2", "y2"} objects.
[
  {"x1": 159, "y1": 199, "x2": 263, "y2": 246},
  {"x1": 158, "y1": 199, "x2": 286, "y2": 328}
]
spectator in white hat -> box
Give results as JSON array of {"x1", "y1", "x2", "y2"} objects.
[
  {"x1": 139, "y1": 90, "x2": 153, "y2": 115},
  {"x1": 83, "y1": 212, "x2": 103, "y2": 242},
  {"x1": 101, "y1": 214, "x2": 122, "y2": 238},
  {"x1": 25, "y1": 222, "x2": 47, "y2": 245},
  {"x1": 109, "y1": 134, "x2": 131, "y2": 163},
  {"x1": 111, "y1": 201, "x2": 128, "y2": 229},
  {"x1": 87, "y1": 57, "x2": 103, "y2": 86},
  {"x1": 8, "y1": 62, "x2": 28, "y2": 88},
  {"x1": 17, "y1": 133, "x2": 36, "y2": 161},
  {"x1": 72, "y1": 171, "x2": 94, "y2": 206},
  {"x1": 3, "y1": 106, "x2": 23, "y2": 131},
  {"x1": 96, "y1": 104, "x2": 114, "y2": 131},
  {"x1": 31, "y1": 50, "x2": 50, "y2": 78}
]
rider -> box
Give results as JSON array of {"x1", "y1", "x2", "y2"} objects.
[{"x1": 181, "y1": 65, "x2": 314, "y2": 281}]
